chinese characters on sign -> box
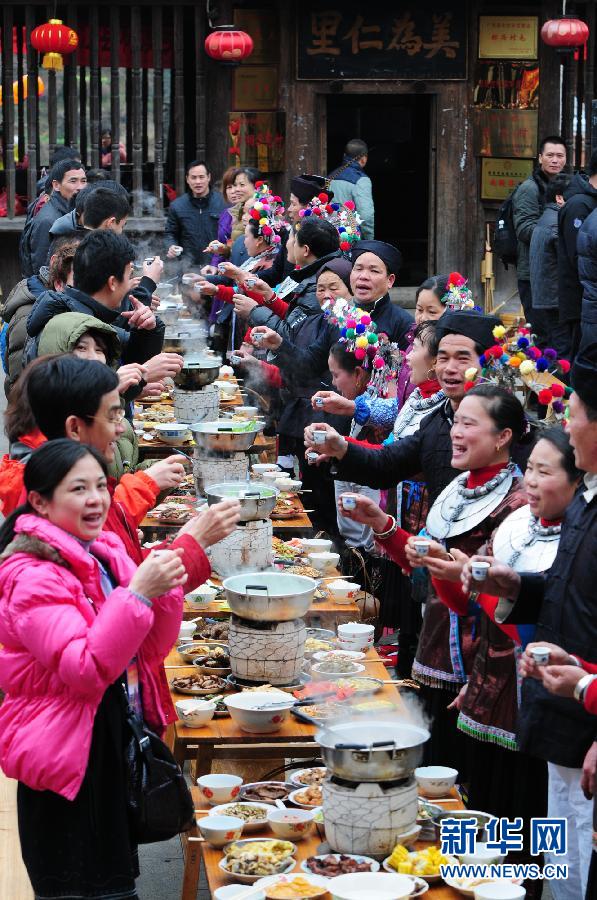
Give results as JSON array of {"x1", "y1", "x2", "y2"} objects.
[
  {"x1": 440, "y1": 816, "x2": 567, "y2": 857},
  {"x1": 228, "y1": 112, "x2": 285, "y2": 173},
  {"x1": 481, "y1": 158, "x2": 534, "y2": 201},
  {"x1": 297, "y1": 4, "x2": 467, "y2": 80},
  {"x1": 474, "y1": 110, "x2": 538, "y2": 158},
  {"x1": 478, "y1": 16, "x2": 539, "y2": 60},
  {"x1": 233, "y1": 67, "x2": 278, "y2": 111}
]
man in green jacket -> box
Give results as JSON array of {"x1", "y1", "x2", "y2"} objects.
[{"x1": 512, "y1": 135, "x2": 566, "y2": 337}]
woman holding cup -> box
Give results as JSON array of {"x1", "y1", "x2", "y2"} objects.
[{"x1": 338, "y1": 385, "x2": 548, "y2": 837}]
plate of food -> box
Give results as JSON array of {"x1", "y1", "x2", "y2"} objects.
[
  {"x1": 239, "y1": 782, "x2": 296, "y2": 804},
  {"x1": 209, "y1": 802, "x2": 272, "y2": 831},
  {"x1": 272, "y1": 537, "x2": 303, "y2": 562},
  {"x1": 333, "y1": 676, "x2": 383, "y2": 695},
  {"x1": 301, "y1": 854, "x2": 379, "y2": 877},
  {"x1": 288, "y1": 786, "x2": 322, "y2": 809},
  {"x1": 218, "y1": 839, "x2": 296, "y2": 883},
  {"x1": 303, "y1": 637, "x2": 334, "y2": 656},
  {"x1": 289, "y1": 767, "x2": 327, "y2": 788},
  {"x1": 271, "y1": 499, "x2": 302, "y2": 520},
  {"x1": 194, "y1": 620, "x2": 230, "y2": 642},
  {"x1": 177, "y1": 641, "x2": 228, "y2": 663},
  {"x1": 170, "y1": 673, "x2": 227, "y2": 695},
  {"x1": 382, "y1": 846, "x2": 456, "y2": 882},
  {"x1": 193, "y1": 647, "x2": 231, "y2": 675},
  {"x1": 442, "y1": 874, "x2": 522, "y2": 897},
  {"x1": 198, "y1": 693, "x2": 229, "y2": 717},
  {"x1": 291, "y1": 701, "x2": 348, "y2": 724},
  {"x1": 256, "y1": 873, "x2": 329, "y2": 899},
  {"x1": 226, "y1": 675, "x2": 305, "y2": 694}
]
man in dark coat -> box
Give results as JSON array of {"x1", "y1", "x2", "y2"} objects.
[
  {"x1": 468, "y1": 342, "x2": 597, "y2": 900},
  {"x1": 512, "y1": 135, "x2": 566, "y2": 330},
  {"x1": 558, "y1": 152, "x2": 597, "y2": 360},
  {"x1": 26, "y1": 231, "x2": 165, "y2": 369},
  {"x1": 575, "y1": 194, "x2": 597, "y2": 352},
  {"x1": 20, "y1": 158, "x2": 87, "y2": 277},
  {"x1": 529, "y1": 174, "x2": 570, "y2": 357},
  {"x1": 249, "y1": 239, "x2": 413, "y2": 381},
  {"x1": 164, "y1": 160, "x2": 226, "y2": 268}
]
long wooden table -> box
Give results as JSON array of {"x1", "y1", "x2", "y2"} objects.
[
  {"x1": 166, "y1": 647, "x2": 397, "y2": 773},
  {"x1": 197, "y1": 788, "x2": 465, "y2": 898}
]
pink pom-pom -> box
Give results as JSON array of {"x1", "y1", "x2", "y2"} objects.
[
  {"x1": 373, "y1": 356, "x2": 385, "y2": 369},
  {"x1": 345, "y1": 318, "x2": 356, "y2": 328},
  {"x1": 354, "y1": 347, "x2": 366, "y2": 360},
  {"x1": 298, "y1": 209, "x2": 306, "y2": 217},
  {"x1": 344, "y1": 200, "x2": 356, "y2": 210},
  {"x1": 360, "y1": 314, "x2": 371, "y2": 325},
  {"x1": 272, "y1": 234, "x2": 281, "y2": 243}
]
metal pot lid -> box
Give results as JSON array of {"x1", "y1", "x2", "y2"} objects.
[
  {"x1": 223, "y1": 571, "x2": 317, "y2": 597},
  {"x1": 206, "y1": 481, "x2": 278, "y2": 499},
  {"x1": 316, "y1": 720, "x2": 430, "y2": 750},
  {"x1": 181, "y1": 359, "x2": 221, "y2": 370},
  {"x1": 191, "y1": 419, "x2": 263, "y2": 434}
]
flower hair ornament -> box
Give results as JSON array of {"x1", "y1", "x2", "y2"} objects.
[
  {"x1": 463, "y1": 322, "x2": 570, "y2": 420},
  {"x1": 247, "y1": 182, "x2": 288, "y2": 246},
  {"x1": 441, "y1": 272, "x2": 477, "y2": 311},
  {"x1": 298, "y1": 193, "x2": 361, "y2": 251},
  {"x1": 323, "y1": 298, "x2": 403, "y2": 396}
]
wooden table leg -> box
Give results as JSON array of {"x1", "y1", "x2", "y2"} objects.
[
  {"x1": 180, "y1": 828, "x2": 203, "y2": 900},
  {"x1": 194, "y1": 743, "x2": 215, "y2": 778}
]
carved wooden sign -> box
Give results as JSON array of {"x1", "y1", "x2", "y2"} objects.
[{"x1": 297, "y1": 2, "x2": 467, "y2": 80}]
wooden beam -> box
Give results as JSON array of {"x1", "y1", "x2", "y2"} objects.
[
  {"x1": 66, "y1": 4, "x2": 79, "y2": 153},
  {"x1": 194, "y1": 4, "x2": 206, "y2": 159},
  {"x1": 25, "y1": 6, "x2": 38, "y2": 203},
  {"x1": 173, "y1": 5, "x2": 185, "y2": 195},
  {"x1": 2, "y1": 6, "x2": 16, "y2": 217},
  {"x1": 110, "y1": 5, "x2": 121, "y2": 183},
  {"x1": 538, "y1": 0, "x2": 562, "y2": 141},
  {"x1": 152, "y1": 5, "x2": 164, "y2": 212},
  {"x1": 89, "y1": 6, "x2": 100, "y2": 169},
  {"x1": 131, "y1": 5, "x2": 143, "y2": 214}
]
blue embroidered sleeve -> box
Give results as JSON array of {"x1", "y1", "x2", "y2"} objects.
[{"x1": 365, "y1": 397, "x2": 398, "y2": 430}]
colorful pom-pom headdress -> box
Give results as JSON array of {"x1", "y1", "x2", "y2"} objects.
[
  {"x1": 248, "y1": 181, "x2": 288, "y2": 246},
  {"x1": 440, "y1": 272, "x2": 476, "y2": 311},
  {"x1": 297, "y1": 193, "x2": 361, "y2": 251},
  {"x1": 323, "y1": 298, "x2": 403, "y2": 397},
  {"x1": 463, "y1": 321, "x2": 570, "y2": 420}
]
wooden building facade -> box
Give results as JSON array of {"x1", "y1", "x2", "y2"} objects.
[{"x1": 0, "y1": 1, "x2": 594, "y2": 301}]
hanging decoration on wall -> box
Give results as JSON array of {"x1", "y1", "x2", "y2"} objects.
[
  {"x1": 204, "y1": 26, "x2": 254, "y2": 63},
  {"x1": 540, "y1": 17, "x2": 589, "y2": 51},
  {"x1": 30, "y1": 18, "x2": 78, "y2": 71}
]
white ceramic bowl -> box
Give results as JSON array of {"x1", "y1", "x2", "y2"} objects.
[
  {"x1": 458, "y1": 841, "x2": 504, "y2": 866},
  {"x1": 312, "y1": 650, "x2": 365, "y2": 663},
  {"x1": 267, "y1": 807, "x2": 315, "y2": 840},
  {"x1": 473, "y1": 883, "x2": 526, "y2": 899},
  {"x1": 235, "y1": 406, "x2": 259, "y2": 418},
  {"x1": 329, "y1": 872, "x2": 415, "y2": 900},
  {"x1": 224, "y1": 691, "x2": 295, "y2": 733},
  {"x1": 310, "y1": 660, "x2": 366, "y2": 679},
  {"x1": 301, "y1": 538, "x2": 333, "y2": 553},
  {"x1": 178, "y1": 621, "x2": 196, "y2": 642},
  {"x1": 263, "y1": 470, "x2": 284, "y2": 483},
  {"x1": 215, "y1": 380, "x2": 237, "y2": 397},
  {"x1": 415, "y1": 765, "x2": 458, "y2": 798},
  {"x1": 218, "y1": 855, "x2": 296, "y2": 885},
  {"x1": 198, "y1": 815, "x2": 244, "y2": 848},
  {"x1": 209, "y1": 801, "x2": 272, "y2": 832},
  {"x1": 186, "y1": 585, "x2": 218, "y2": 607},
  {"x1": 197, "y1": 773, "x2": 243, "y2": 806},
  {"x1": 175, "y1": 698, "x2": 216, "y2": 728},
  {"x1": 214, "y1": 885, "x2": 261, "y2": 900},
  {"x1": 252, "y1": 463, "x2": 280, "y2": 475},
  {"x1": 154, "y1": 422, "x2": 190, "y2": 445},
  {"x1": 338, "y1": 622, "x2": 374, "y2": 638},
  {"x1": 326, "y1": 579, "x2": 359, "y2": 602},
  {"x1": 308, "y1": 551, "x2": 340, "y2": 574}
]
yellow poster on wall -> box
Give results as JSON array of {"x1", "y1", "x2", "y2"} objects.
[
  {"x1": 481, "y1": 158, "x2": 534, "y2": 201},
  {"x1": 479, "y1": 16, "x2": 538, "y2": 60}
]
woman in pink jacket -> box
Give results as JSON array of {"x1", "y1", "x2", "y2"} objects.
[{"x1": 0, "y1": 439, "x2": 190, "y2": 899}]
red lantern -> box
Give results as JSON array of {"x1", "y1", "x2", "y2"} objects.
[
  {"x1": 30, "y1": 18, "x2": 78, "y2": 71},
  {"x1": 204, "y1": 27, "x2": 253, "y2": 63},
  {"x1": 541, "y1": 17, "x2": 589, "y2": 50}
]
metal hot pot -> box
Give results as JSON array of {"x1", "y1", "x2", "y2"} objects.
[
  {"x1": 205, "y1": 481, "x2": 279, "y2": 522},
  {"x1": 315, "y1": 721, "x2": 430, "y2": 782},
  {"x1": 173, "y1": 359, "x2": 221, "y2": 389},
  {"x1": 222, "y1": 572, "x2": 316, "y2": 622},
  {"x1": 190, "y1": 420, "x2": 264, "y2": 453}
]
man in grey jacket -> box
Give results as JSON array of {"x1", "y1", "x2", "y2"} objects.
[
  {"x1": 529, "y1": 173, "x2": 570, "y2": 355},
  {"x1": 328, "y1": 138, "x2": 375, "y2": 239},
  {"x1": 512, "y1": 135, "x2": 566, "y2": 328}
]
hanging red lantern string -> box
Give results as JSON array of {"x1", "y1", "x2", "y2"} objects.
[
  {"x1": 540, "y1": 16, "x2": 589, "y2": 52},
  {"x1": 30, "y1": 18, "x2": 78, "y2": 71},
  {"x1": 204, "y1": 26, "x2": 253, "y2": 63}
]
